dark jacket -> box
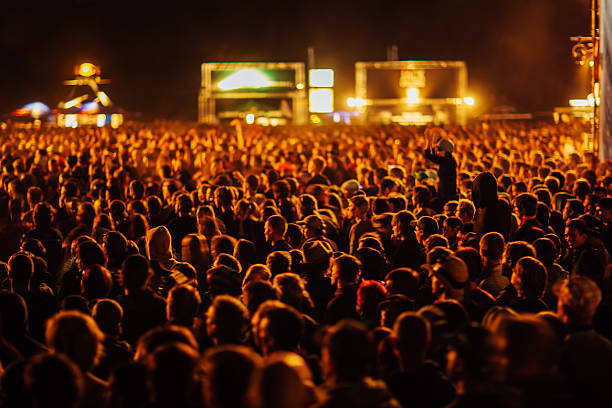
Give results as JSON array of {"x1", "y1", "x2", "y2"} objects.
[
  {"x1": 472, "y1": 172, "x2": 512, "y2": 240},
  {"x1": 424, "y1": 148, "x2": 458, "y2": 202},
  {"x1": 318, "y1": 377, "x2": 401, "y2": 408}
]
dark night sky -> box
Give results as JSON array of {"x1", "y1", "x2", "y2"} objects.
[{"x1": 0, "y1": 0, "x2": 592, "y2": 120}]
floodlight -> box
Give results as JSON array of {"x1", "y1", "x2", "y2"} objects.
[
  {"x1": 347, "y1": 97, "x2": 366, "y2": 108},
  {"x1": 569, "y1": 99, "x2": 588, "y2": 107},
  {"x1": 97, "y1": 91, "x2": 111, "y2": 107},
  {"x1": 309, "y1": 69, "x2": 334, "y2": 87},
  {"x1": 78, "y1": 63, "x2": 97, "y2": 77},
  {"x1": 246, "y1": 113, "x2": 255, "y2": 124},
  {"x1": 406, "y1": 88, "x2": 420, "y2": 104},
  {"x1": 464, "y1": 97, "x2": 475, "y2": 106},
  {"x1": 309, "y1": 89, "x2": 333, "y2": 113}
]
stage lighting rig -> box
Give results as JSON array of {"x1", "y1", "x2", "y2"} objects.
[{"x1": 571, "y1": 37, "x2": 595, "y2": 66}]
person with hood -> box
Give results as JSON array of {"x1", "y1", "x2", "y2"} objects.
[
  {"x1": 424, "y1": 128, "x2": 458, "y2": 205},
  {"x1": 472, "y1": 172, "x2": 512, "y2": 240}
]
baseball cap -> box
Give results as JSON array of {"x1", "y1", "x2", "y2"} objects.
[
  {"x1": 431, "y1": 255, "x2": 469, "y2": 289},
  {"x1": 300, "y1": 214, "x2": 324, "y2": 231}
]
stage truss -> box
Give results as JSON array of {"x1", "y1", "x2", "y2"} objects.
[{"x1": 354, "y1": 60, "x2": 468, "y2": 125}]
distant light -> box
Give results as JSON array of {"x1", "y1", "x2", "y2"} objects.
[
  {"x1": 347, "y1": 97, "x2": 366, "y2": 108},
  {"x1": 309, "y1": 69, "x2": 334, "y2": 88},
  {"x1": 96, "y1": 114, "x2": 106, "y2": 127},
  {"x1": 22, "y1": 102, "x2": 50, "y2": 118},
  {"x1": 406, "y1": 88, "x2": 420, "y2": 104},
  {"x1": 589, "y1": 60, "x2": 595, "y2": 67},
  {"x1": 333, "y1": 113, "x2": 341, "y2": 123},
  {"x1": 569, "y1": 99, "x2": 589, "y2": 107},
  {"x1": 245, "y1": 113, "x2": 255, "y2": 124},
  {"x1": 110, "y1": 114, "x2": 122, "y2": 129},
  {"x1": 256, "y1": 116, "x2": 270, "y2": 126},
  {"x1": 464, "y1": 96, "x2": 475, "y2": 106},
  {"x1": 97, "y1": 91, "x2": 111, "y2": 107},
  {"x1": 65, "y1": 114, "x2": 78, "y2": 128},
  {"x1": 81, "y1": 101, "x2": 99, "y2": 113},
  {"x1": 217, "y1": 69, "x2": 270, "y2": 90},
  {"x1": 309, "y1": 89, "x2": 333, "y2": 113},
  {"x1": 296, "y1": 83, "x2": 305, "y2": 90},
  {"x1": 310, "y1": 114, "x2": 321, "y2": 124},
  {"x1": 79, "y1": 63, "x2": 96, "y2": 77},
  {"x1": 64, "y1": 95, "x2": 87, "y2": 109}
]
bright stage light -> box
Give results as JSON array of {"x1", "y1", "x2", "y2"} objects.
[
  {"x1": 217, "y1": 69, "x2": 271, "y2": 90},
  {"x1": 406, "y1": 88, "x2": 420, "y2": 104},
  {"x1": 22, "y1": 102, "x2": 50, "y2": 118},
  {"x1": 97, "y1": 91, "x2": 111, "y2": 107},
  {"x1": 97, "y1": 114, "x2": 106, "y2": 127},
  {"x1": 347, "y1": 97, "x2": 366, "y2": 108},
  {"x1": 309, "y1": 89, "x2": 333, "y2": 113},
  {"x1": 245, "y1": 113, "x2": 255, "y2": 124},
  {"x1": 79, "y1": 63, "x2": 96, "y2": 77},
  {"x1": 589, "y1": 60, "x2": 595, "y2": 67},
  {"x1": 111, "y1": 114, "x2": 122, "y2": 129},
  {"x1": 81, "y1": 101, "x2": 99, "y2": 113},
  {"x1": 296, "y1": 83, "x2": 305, "y2": 90},
  {"x1": 65, "y1": 114, "x2": 78, "y2": 128},
  {"x1": 464, "y1": 97, "x2": 475, "y2": 106},
  {"x1": 309, "y1": 69, "x2": 334, "y2": 88},
  {"x1": 569, "y1": 99, "x2": 589, "y2": 107}
]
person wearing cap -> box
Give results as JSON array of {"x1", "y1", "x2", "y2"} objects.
[
  {"x1": 348, "y1": 196, "x2": 374, "y2": 255},
  {"x1": 424, "y1": 128, "x2": 458, "y2": 205},
  {"x1": 431, "y1": 255, "x2": 492, "y2": 322},
  {"x1": 563, "y1": 218, "x2": 605, "y2": 287},
  {"x1": 300, "y1": 214, "x2": 338, "y2": 252}
]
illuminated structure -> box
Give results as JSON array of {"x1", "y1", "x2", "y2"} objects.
[
  {"x1": 353, "y1": 60, "x2": 468, "y2": 125},
  {"x1": 199, "y1": 62, "x2": 307, "y2": 125},
  {"x1": 309, "y1": 69, "x2": 334, "y2": 115},
  {"x1": 57, "y1": 63, "x2": 123, "y2": 128}
]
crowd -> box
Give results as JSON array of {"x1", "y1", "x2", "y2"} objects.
[{"x1": 0, "y1": 118, "x2": 611, "y2": 407}]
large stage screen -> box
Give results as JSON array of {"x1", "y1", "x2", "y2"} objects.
[
  {"x1": 199, "y1": 62, "x2": 307, "y2": 124},
  {"x1": 211, "y1": 68, "x2": 297, "y2": 93}
]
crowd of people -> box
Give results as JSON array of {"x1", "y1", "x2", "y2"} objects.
[{"x1": 0, "y1": 118, "x2": 611, "y2": 407}]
